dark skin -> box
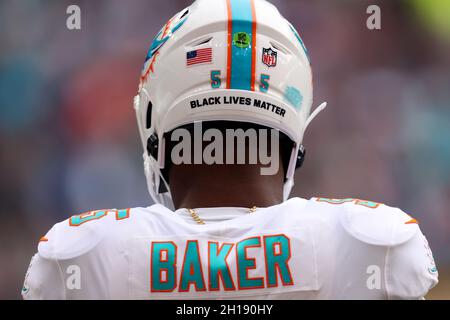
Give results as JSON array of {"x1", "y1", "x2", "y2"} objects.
[
  {"x1": 166, "y1": 122, "x2": 289, "y2": 209},
  {"x1": 169, "y1": 161, "x2": 285, "y2": 209}
]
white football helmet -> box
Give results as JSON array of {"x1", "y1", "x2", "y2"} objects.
[{"x1": 134, "y1": 0, "x2": 326, "y2": 209}]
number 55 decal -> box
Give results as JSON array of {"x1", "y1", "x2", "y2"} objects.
[{"x1": 211, "y1": 71, "x2": 270, "y2": 93}]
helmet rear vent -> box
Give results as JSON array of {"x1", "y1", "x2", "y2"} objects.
[
  {"x1": 189, "y1": 36, "x2": 213, "y2": 48},
  {"x1": 180, "y1": 9, "x2": 189, "y2": 19},
  {"x1": 270, "y1": 41, "x2": 289, "y2": 55}
]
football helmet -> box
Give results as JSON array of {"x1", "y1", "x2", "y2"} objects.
[{"x1": 134, "y1": 0, "x2": 326, "y2": 209}]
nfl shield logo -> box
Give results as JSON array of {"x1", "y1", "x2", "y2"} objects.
[{"x1": 262, "y1": 48, "x2": 277, "y2": 67}]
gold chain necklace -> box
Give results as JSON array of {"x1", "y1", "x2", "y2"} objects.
[{"x1": 187, "y1": 206, "x2": 258, "y2": 225}]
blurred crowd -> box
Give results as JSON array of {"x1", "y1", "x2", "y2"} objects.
[{"x1": 0, "y1": 0, "x2": 449, "y2": 299}]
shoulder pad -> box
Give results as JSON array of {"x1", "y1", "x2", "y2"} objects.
[
  {"x1": 38, "y1": 209, "x2": 122, "y2": 260},
  {"x1": 313, "y1": 197, "x2": 420, "y2": 246}
]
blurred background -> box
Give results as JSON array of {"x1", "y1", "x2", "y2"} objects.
[{"x1": 0, "y1": 0, "x2": 449, "y2": 299}]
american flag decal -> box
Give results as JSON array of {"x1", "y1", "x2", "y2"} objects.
[{"x1": 186, "y1": 48, "x2": 212, "y2": 66}]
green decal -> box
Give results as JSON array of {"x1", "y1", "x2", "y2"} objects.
[{"x1": 233, "y1": 32, "x2": 251, "y2": 48}]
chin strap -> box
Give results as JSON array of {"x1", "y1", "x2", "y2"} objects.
[
  {"x1": 283, "y1": 178, "x2": 294, "y2": 201},
  {"x1": 295, "y1": 145, "x2": 306, "y2": 169},
  {"x1": 305, "y1": 102, "x2": 327, "y2": 131},
  {"x1": 295, "y1": 102, "x2": 327, "y2": 169},
  {"x1": 285, "y1": 101, "x2": 328, "y2": 199}
]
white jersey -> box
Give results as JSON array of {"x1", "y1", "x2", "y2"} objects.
[{"x1": 22, "y1": 197, "x2": 438, "y2": 299}]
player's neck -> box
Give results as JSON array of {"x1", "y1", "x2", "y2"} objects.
[
  {"x1": 175, "y1": 184, "x2": 283, "y2": 209},
  {"x1": 170, "y1": 165, "x2": 284, "y2": 209}
]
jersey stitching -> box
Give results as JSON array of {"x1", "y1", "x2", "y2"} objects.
[
  {"x1": 384, "y1": 246, "x2": 391, "y2": 300},
  {"x1": 53, "y1": 224, "x2": 67, "y2": 300},
  {"x1": 309, "y1": 225, "x2": 319, "y2": 290},
  {"x1": 384, "y1": 217, "x2": 397, "y2": 300}
]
